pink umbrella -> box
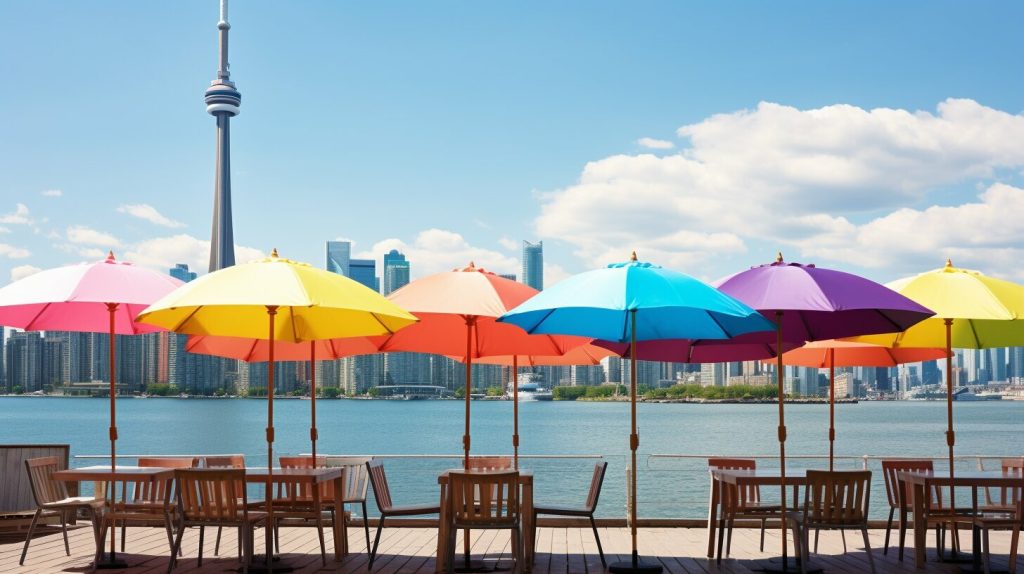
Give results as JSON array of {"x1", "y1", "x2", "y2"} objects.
[{"x1": 0, "y1": 252, "x2": 183, "y2": 468}]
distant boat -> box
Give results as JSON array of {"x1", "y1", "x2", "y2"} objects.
[
  {"x1": 510, "y1": 374, "x2": 553, "y2": 401},
  {"x1": 956, "y1": 390, "x2": 1003, "y2": 401}
]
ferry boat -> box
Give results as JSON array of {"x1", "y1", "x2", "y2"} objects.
[{"x1": 510, "y1": 373, "x2": 553, "y2": 401}]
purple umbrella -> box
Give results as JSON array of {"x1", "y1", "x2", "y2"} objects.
[
  {"x1": 594, "y1": 336, "x2": 799, "y2": 363},
  {"x1": 714, "y1": 253, "x2": 934, "y2": 565}
]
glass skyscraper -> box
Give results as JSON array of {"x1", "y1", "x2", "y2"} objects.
[
  {"x1": 522, "y1": 240, "x2": 543, "y2": 291},
  {"x1": 382, "y1": 249, "x2": 410, "y2": 295},
  {"x1": 326, "y1": 241, "x2": 351, "y2": 275}
]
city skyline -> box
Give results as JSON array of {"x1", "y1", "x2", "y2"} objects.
[{"x1": 1, "y1": 3, "x2": 1022, "y2": 290}]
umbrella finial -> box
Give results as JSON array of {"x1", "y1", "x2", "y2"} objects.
[
  {"x1": 106, "y1": 250, "x2": 116, "y2": 262},
  {"x1": 945, "y1": 258, "x2": 953, "y2": 269},
  {"x1": 271, "y1": 248, "x2": 279, "y2": 258},
  {"x1": 776, "y1": 251, "x2": 784, "y2": 263},
  {"x1": 630, "y1": 251, "x2": 638, "y2": 262}
]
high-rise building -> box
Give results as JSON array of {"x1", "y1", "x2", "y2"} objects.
[
  {"x1": 170, "y1": 264, "x2": 198, "y2": 283},
  {"x1": 382, "y1": 250, "x2": 410, "y2": 295},
  {"x1": 1009, "y1": 347, "x2": 1024, "y2": 382},
  {"x1": 350, "y1": 259, "x2": 379, "y2": 292},
  {"x1": 498, "y1": 273, "x2": 516, "y2": 282},
  {"x1": 0, "y1": 326, "x2": 4, "y2": 390},
  {"x1": 326, "y1": 241, "x2": 351, "y2": 275},
  {"x1": 5, "y1": 331, "x2": 44, "y2": 392},
  {"x1": 921, "y1": 360, "x2": 941, "y2": 386},
  {"x1": 522, "y1": 241, "x2": 543, "y2": 291},
  {"x1": 206, "y1": 0, "x2": 241, "y2": 272}
]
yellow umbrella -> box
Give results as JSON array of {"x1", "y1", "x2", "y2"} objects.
[
  {"x1": 136, "y1": 249, "x2": 417, "y2": 506},
  {"x1": 851, "y1": 260, "x2": 1024, "y2": 477}
]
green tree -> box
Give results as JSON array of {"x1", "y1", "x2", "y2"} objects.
[
  {"x1": 552, "y1": 386, "x2": 586, "y2": 401},
  {"x1": 367, "y1": 387, "x2": 380, "y2": 398},
  {"x1": 454, "y1": 387, "x2": 465, "y2": 399},
  {"x1": 322, "y1": 387, "x2": 341, "y2": 399},
  {"x1": 485, "y1": 386, "x2": 505, "y2": 397}
]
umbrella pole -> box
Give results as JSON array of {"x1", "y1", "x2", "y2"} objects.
[
  {"x1": 266, "y1": 306, "x2": 277, "y2": 556},
  {"x1": 463, "y1": 317, "x2": 475, "y2": 469},
  {"x1": 310, "y1": 341, "x2": 318, "y2": 461},
  {"x1": 828, "y1": 348, "x2": 835, "y2": 472},
  {"x1": 513, "y1": 355, "x2": 519, "y2": 470},
  {"x1": 944, "y1": 319, "x2": 955, "y2": 480},
  {"x1": 774, "y1": 312, "x2": 789, "y2": 563},
  {"x1": 107, "y1": 303, "x2": 119, "y2": 560},
  {"x1": 609, "y1": 310, "x2": 661, "y2": 574}
]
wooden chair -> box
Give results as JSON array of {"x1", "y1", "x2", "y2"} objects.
[
  {"x1": 167, "y1": 468, "x2": 267, "y2": 574},
  {"x1": 367, "y1": 460, "x2": 441, "y2": 569},
  {"x1": 462, "y1": 456, "x2": 514, "y2": 562},
  {"x1": 324, "y1": 455, "x2": 374, "y2": 555},
  {"x1": 272, "y1": 456, "x2": 328, "y2": 565},
  {"x1": 202, "y1": 455, "x2": 246, "y2": 557},
  {"x1": 974, "y1": 488, "x2": 1023, "y2": 574},
  {"x1": 109, "y1": 457, "x2": 198, "y2": 554},
  {"x1": 786, "y1": 470, "x2": 875, "y2": 574},
  {"x1": 708, "y1": 457, "x2": 782, "y2": 560},
  {"x1": 534, "y1": 461, "x2": 607, "y2": 565},
  {"x1": 19, "y1": 456, "x2": 105, "y2": 566},
  {"x1": 980, "y1": 458, "x2": 1024, "y2": 513},
  {"x1": 881, "y1": 459, "x2": 935, "y2": 558},
  {"x1": 445, "y1": 470, "x2": 523, "y2": 574}
]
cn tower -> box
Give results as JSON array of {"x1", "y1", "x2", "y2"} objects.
[{"x1": 205, "y1": 0, "x2": 240, "y2": 271}]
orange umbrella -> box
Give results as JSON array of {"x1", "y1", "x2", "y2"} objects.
[
  {"x1": 779, "y1": 340, "x2": 950, "y2": 469},
  {"x1": 185, "y1": 335, "x2": 387, "y2": 458},
  {"x1": 381, "y1": 262, "x2": 588, "y2": 467},
  {"x1": 454, "y1": 343, "x2": 615, "y2": 465}
]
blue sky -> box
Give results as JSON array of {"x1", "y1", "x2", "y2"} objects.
[{"x1": 2, "y1": 1, "x2": 1022, "y2": 287}]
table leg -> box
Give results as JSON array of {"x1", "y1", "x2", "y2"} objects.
[
  {"x1": 913, "y1": 482, "x2": 926, "y2": 568},
  {"x1": 716, "y1": 480, "x2": 728, "y2": 562},
  {"x1": 522, "y1": 479, "x2": 533, "y2": 573},
  {"x1": 707, "y1": 476, "x2": 718, "y2": 558},
  {"x1": 332, "y1": 474, "x2": 346, "y2": 560},
  {"x1": 436, "y1": 480, "x2": 449, "y2": 574}
]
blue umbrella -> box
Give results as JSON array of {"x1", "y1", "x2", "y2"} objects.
[{"x1": 500, "y1": 253, "x2": 774, "y2": 574}]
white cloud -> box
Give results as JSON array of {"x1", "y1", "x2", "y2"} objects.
[
  {"x1": 125, "y1": 234, "x2": 263, "y2": 274},
  {"x1": 798, "y1": 183, "x2": 1024, "y2": 281},
  {"x1": 0, "y1": 204, "x2": 32, "y2": 225},
  {"x1": 355, "y1": 229, "x2": 520, "y2": 279},
  {"x1": 66, "y1": 225, "x2": 121, "y2": 247},
  {"x1": 537, "y1": 99, "x2": 1024, "y2": 271},
  {"x1": 9, "y1": 264, "x2": 41, "y2": 283},
  {"x1": 637, "y1": 137, "x2": 674, "y2": 150},
  {"x1": 0, "y1": 226, "x2": 10, "y2": 234},
  {"x1": 0, "y1": 243, "x2": 30, "y2": 259},
  {"x1": 497, "y1": 237, "x2": 518, "y2": 251},
  {"x1": 543, "y1": 262, "x2": 571, "y2": 287},
  {"x1": 117, "y1": 204, "x2": 185, "y2": 228},
  {"x1": 41, "y1": 189, "x2": 62, "y2": 197}
]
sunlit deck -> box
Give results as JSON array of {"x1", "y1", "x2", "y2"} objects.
[{"x1": 2, "y1": 523, "x2": 1020, "y2": 573}]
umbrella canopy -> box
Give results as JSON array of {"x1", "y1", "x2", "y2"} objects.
[
  {"x1": 779, "y1": 340, "x2": 950, "y2": 469},
  {"x1": 0, "y1": 251, "x2": 183, "y2": 561},
  {"x1": 137, "y1": 250, "x2": 418, "y2": 474},
  {"x1": 499, "y1": 253, "x2": 774, "y2": 573},
  {"x1": 370, "y1": 262, "x2": 588, "y2": 467},
  {"x1": 847, "y1": 260, "x2": 1024, "y2": 479},
  {"x1": 713, "y1": 252, "x2": 935, "y2": 562},
  {"x1": 594, "y1": 338, "x2": 797, "y2": 363}
]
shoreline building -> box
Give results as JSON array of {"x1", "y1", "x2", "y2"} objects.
[
  {"x1": 326, "y1": 240, "x2": 383, "y2": 393},
  {"x1": 522, "y1": 241, "x2": 543, "y2": 291},
  {"x1": 206, "y1": 0, "x2": 241, "y2": 272}
]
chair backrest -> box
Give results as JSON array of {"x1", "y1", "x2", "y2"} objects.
[
  {"x1": 584, "y1": 462, "x2": 608, "y2": 513},
  {"x1": 120, "y1": 457, "x2": 199, "y2": 505},
  {"x1": 987, "y1": 457, "x2": 1024, "y2": 507},
  {"x1": 279, "y1": 456, "x2": 324, "y2": 468},
  {"x1": 367, "y1": 460, "x2": 394, "y2": 513},
  {"x1": 802, "y1": 470, "x2": 871, "y2": 526},
  {"x1": 880, "y1": 459, "x2": 933, "y2": 510},
  {"x1": 325, "y1": 456, "x2": 373, "y2": 502},
  {"x1": 203, "y1": 455, "x2": 245, "y2": 469},
  {"x1": 709, "y1": 458, "x2": 759, "y2": 506},
  {"x1": 278, "y1": 456, "x2": 327, "y2": 501},
  {"x1": 449, "y1": 470, "x2": 520, "y2": 528},
  {"x1": 24, "y1": 456, "x2": 68, "y2": 506},
  {"x1": 174, "y1": 468, "x2": 249, "y2": 523},
  {"x1": 466, "y1": 456, "x2": 514, "y2": 471}
]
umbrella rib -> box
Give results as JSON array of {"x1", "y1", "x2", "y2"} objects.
[
  {"x1": 172, "y1": 306, "x2": 204, "y2": 333},
  {"x1": 369, "y1": 312, "x2": 395, "y2": 335},
  {"x1": 703, "y1": 311, "x2": 730, "y2": 338},
  {"x1": 290, "y1": 307, "x2": 298, "y2": 342},
  {"x1": 525, "y1": 308, "x2": 558, "y2": 335},
  {"x1": 797, "y1": 311, "x2": 814, "y2": 341},
  {"x1": 22, "y1": 301, "x2": 53, "y2": 332},
  {"x1": 875, "y1": 309, "x2": 905, "y2": 333},
  {"x1": 968, "y1": 319, "x2": 982, "y2": 348}
]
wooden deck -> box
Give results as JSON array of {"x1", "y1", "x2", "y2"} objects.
[{"x1": 1, "y1": 522, "x2": 1020, "y2": 573}]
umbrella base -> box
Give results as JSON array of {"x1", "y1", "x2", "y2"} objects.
[
  {"x1": 242, "y1": 555, "x2": 295, "y2": 573},
  {"x1": 93, "y1": 558, "x2": 129, "y2": 570},
  {"x1": 608, "y1": 558, "x2": 663, "y2": 574},
  {"x1": 453, "y1": 558, "x2": 497, "y2": 572}
]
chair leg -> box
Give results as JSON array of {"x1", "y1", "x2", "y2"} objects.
[
  {"x1": 861, "y1": 528, "x2": 876, "y2": 574},
  {"x1": 19, "y1": 508, "x2": 43, "y2": 565},
  {"x1": 898, "y1": 509, "x2": 908, "y2": 561},
  {"x1": 726, "y1": 517, "x2": 734, "y2": 557},
  {"x1": 163, "y1": 509, "x2": 176, "y2": 555},
  {"x1": 61, "y1": 509, "x2": 71, "y2": 556},
  {"x1": 883, "y1": 506, "x2": 895, "y2": 555},
  {"x1": 760, "y1": 517, "x2": 767, "y2": 552},
  {"x1": 369, "y1": 515, "x2": 385, "y2": 570},
  {"x1": 982, "y1": 528, "x2": 992, "y2": 574},
  {"x1": 240, "y1": 525, "x2": 249, "y2": 574},
  {"x1": 198, "y1": 523, "x2": 205, "y2": 566},
  {"x1": 813, "y1": 528, "x2": 819, "y2": 553},
  {"x1": 1008, "y1": 524, "x2": 1020, "y2": 574},
  {"x1": 167, "y1": 523, "x2": 185, "y2": 574},
  {"x1": 464, "y1": 528, "x2": 471, "y2": 567},
  {"x1": 121, "y1": 519, "x2": 127, "y2": 552},
  {"x1": 589, "y1": 516, "x2": 606, "y2": 566},
  {"x1": 214, "y1": 525, "x2": 222, "y2": 555},
  {"x1": 716, "y1": 513, "x2": 727, "y2": 563},
  {"x1": 315, "y1": 512, "x2": 327, "y2": 566},
  {"x1": 936, "y1": 526, "x2": 946, "y2": 561},
  {"x1": 511, "y1": 526, "x2": 522, "y2": 574},
  {"x1": 362, "y1": 501, "x2": 372, "y2": 556},
  {"x1": 840, "y1": 529, "x2": 847, "y2": 553},
  {"x1": 952, "y1": 523, "x2": 961, "y2": 553}
]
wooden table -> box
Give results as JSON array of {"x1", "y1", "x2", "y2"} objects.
[
  {"x1": 899, "y1": 470, "x2": 1024, "y2": 570},
  {"x1": 708, "y1": 469, "x2": 807, "y2": 564},
  {"x1": 436, "y1": 469, "x2": 534, "y2": 573},
  {"x1": 245, "y1": 467, "x2": 348, "y2": 561},
  {"x1": 53, "y1": 465, "x2": 176, "y2": 568}
]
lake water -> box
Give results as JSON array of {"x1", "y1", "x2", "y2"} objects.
[{"x1": 2, "y1": 397, "x2": 1021, "y2": 518}]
